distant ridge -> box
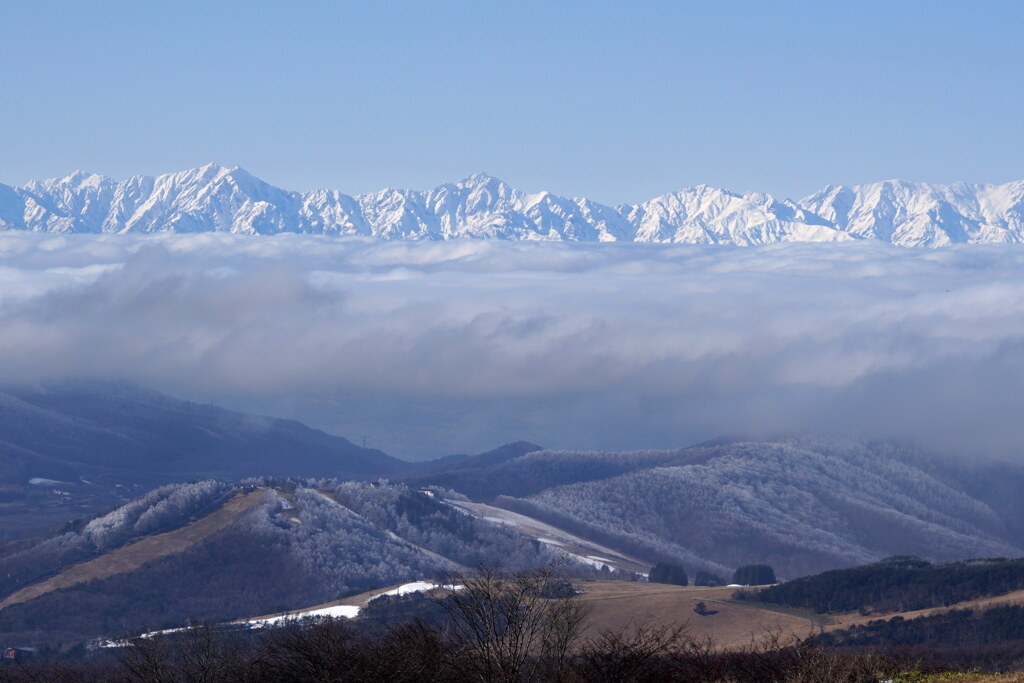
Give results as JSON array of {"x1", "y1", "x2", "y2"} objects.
[
  {"x1": 0, "y1": 380, "x2": 409, "y2": 485},
  {"x1": 2, "y1": 165, "x2": 1023, "y2": 246}
]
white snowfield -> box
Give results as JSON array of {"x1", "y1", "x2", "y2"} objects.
[
  {"x1": 372, "y1": 581, "x2": 460, "y2": 599},
  {"x1": 98, "y1": 627, "x2": 189, "y2": 648},
  {"x1": 239, "y1": 581, "x2": 463, "y2": 631},
  {"x1": 4, "y1": 165, "x2": 1024, "y2": 247},
  {"x1": 242, "y1": 603, "x2": 362, "y2": 628},
  {"x1": 100, "y1": 580, "x2": 459, "y2": 647}
]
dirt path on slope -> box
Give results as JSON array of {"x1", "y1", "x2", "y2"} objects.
[{"x1": 0, "y1": 488, "x2": 268, "y2": 610}]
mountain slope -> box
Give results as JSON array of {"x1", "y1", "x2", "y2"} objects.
[
  {"x1": 3, "y1": 166, "x2": 1024, "y2": 245},
  {"x1": 0, "y1": 487, "x2": 265, "y2": 610},
  {"x1": 0, "y1": 479, "x2": 562, "y2": 645},
  {"x1": 410, "y1": 438, "x2": 1024, "y2": 578},
  {"x1": 0, "y1": 380, "x2": 408, "y2": 485},
  {"x1": 627, "y1": 185, "x2": 844, "y2": 245},
  {"x1": 799, "y1": 179, "x2": 1024, "y2": 246}
]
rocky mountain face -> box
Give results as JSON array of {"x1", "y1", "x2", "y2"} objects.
[
  {"x1": 3, "y1": 165, "x2": 1023, "y2": 246},
  {"x1": 800, "y1": 180, "x2": 1024, "y2": 246}
]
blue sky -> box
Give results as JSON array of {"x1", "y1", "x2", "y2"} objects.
[{"x1": 2, "y1": 0, "x2": 1022, "y2": 203}]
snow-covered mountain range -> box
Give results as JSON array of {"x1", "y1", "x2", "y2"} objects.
[{"x1": 3, "y1": 164, "x2": 1023, "y2": 246}]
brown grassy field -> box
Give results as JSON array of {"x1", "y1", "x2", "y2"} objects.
[
  {"x1": 312, "y1": 579, "x2": 1024, "y2": 652},
  {"x1": 259, "y1": 579, "x2": 828, "y2": 649},
  {"x1": 0, "y1": 488, "x2": 268, "y2": 610},
  {"x1": 573, "y1": 580, "x2": 827, "y2": 648},
  {"x1": 573, "y1": 581, "x2": 1024, "y2": 649}
]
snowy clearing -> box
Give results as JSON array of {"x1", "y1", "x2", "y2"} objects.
[{"x1": 243, "y1": 604, "x2": 362, "y2": 628}]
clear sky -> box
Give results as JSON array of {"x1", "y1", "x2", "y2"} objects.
[{"x1": 2, "y1": 0, "x2": 1022, "y2": 204}]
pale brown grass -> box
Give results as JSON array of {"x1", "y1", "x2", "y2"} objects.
[{"x1": 0, "y1": 488, "x2": 268, "y2": 610}]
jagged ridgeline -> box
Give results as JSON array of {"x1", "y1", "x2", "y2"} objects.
[
  {"x1": 0, "y1": 479, "x2": 573, "y2": 646},
  {"x1": 2, "y1": 164, "x2": 1024, "y2": 245}
]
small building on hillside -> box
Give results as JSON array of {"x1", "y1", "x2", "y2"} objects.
[{"x1": 3, "y1": 647, "x2": 36, "y2": 663}]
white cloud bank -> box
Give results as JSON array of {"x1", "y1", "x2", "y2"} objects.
[{"x1": 2, "y1": 232, "x2": 1024, "y2": 459}]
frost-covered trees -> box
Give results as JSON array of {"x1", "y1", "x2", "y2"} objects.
[
  {"x1": 512, "y1": 439, "x2": 1023, "y2": 577},
  {"x1": 331, "y1": 481, "x2": 558, "y2": 571},
  {"x1": 82, "y1": 480, "x2": 229, "y2": 550},
  {"x1": 0, "y1": 477, "x2": 589, "y2": 642},
  {"x1": 0, "y1": 480, "x2": 230, "y2": 597}
]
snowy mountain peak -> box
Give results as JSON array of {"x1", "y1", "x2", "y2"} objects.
[
  {"x1": 798, "y1": 179, "x2": 1024, "y2": 246},
  {"x1": 61, "y1": 170, "x2": 111, "y2": 188},
  {"x1": 24, "y1": 170, "x2": 112, "y2": 193},
  {"x1": 459, "y1": 171, "x2": 502, "y2": 186},
  {"x1": 2, "y1": 166, "x2": 1024, "y2": 246}
]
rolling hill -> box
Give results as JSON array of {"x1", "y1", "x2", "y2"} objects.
[
  {"x1": 0, "y1": 478, "x2": 568, "y2": 646},
  {"x1": 0, "y1": 381, "x2": 409, "y2": 539},
  {"x1": 0, "y1": 380, "x2": 407, "y2": 483},
  {"x1": 407, "y1": 438, "x2": 1024, "y2": 578}
]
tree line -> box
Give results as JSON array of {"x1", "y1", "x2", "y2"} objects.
[{"x1": 738, "y1": 556, "x2": 1024, "y2": 614}]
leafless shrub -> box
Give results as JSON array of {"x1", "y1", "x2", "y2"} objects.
[
  {"x1": 576, "y1": 622, "x2": 693, "y2": 682},
  {"x1": 119, "y1": 624, "x2": 255, "y2": 683},
  {"x1": 435, "y1": 563, "x2": 589, "y2": 683}
]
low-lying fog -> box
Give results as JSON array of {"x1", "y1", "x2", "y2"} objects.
[{"x1": 2, "y1": 232, "x2": 1024, "y2": 460}]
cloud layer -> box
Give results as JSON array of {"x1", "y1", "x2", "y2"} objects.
[{"x1": 3, "y1": 232, "x2": 1024, "y2": 459}]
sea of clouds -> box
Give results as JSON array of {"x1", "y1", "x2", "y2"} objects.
[{"x1": 2, "y1": 232, "x2": 1024, "y2": 459}]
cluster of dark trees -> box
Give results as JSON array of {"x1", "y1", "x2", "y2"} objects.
[
  {"x1": 739, "y1": 556, "x2": 1024, "y2": 614},
  {"x1": 733, "y1": 564, "x2": 776, "y2": 586},
  {"x1": 648, "y1": 562, "x2": 770, "y2": 587},
  {"x1": 818, "y1": 604, "x2": 1024, "y2": 648},
  {"x1": 814, "y1": 604, "x2": 1024, "y2": 672},
  {"x1": 649, "y1": 563, "x2": 689, "y2": 585}
]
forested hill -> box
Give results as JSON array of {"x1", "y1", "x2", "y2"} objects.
[
  {"x1": 0, "y1": 479, "x2": 572, "y2": 646},
  {"x1": 738, "y1": 556, "x2": 1024, "y2": 615},
  {"x1": 409, "y1": 438, "x2": 1024, "y2": 578}
]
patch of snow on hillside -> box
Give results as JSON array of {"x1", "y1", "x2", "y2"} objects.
[
  {"x1": 244, "y1": 604, "x2": 361, "y2": 628},
  {"x1": 370, "y1": 581, "x2": 463, "y2": 602},
  {"x1": 29, "y1": 477, "x2": 65, "y2": 485},
  {"x1": 378, "y1": 581, "x2": 441, "y2": 597}
]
